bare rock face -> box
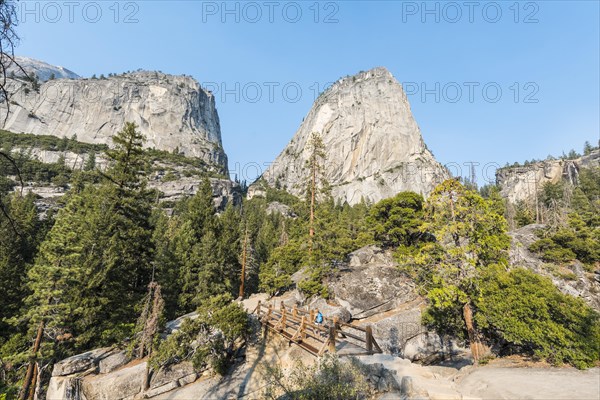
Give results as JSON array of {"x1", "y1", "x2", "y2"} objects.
[
  {"x1": 509, "y1": 224, "x2": 600, "y2": 311},
  {"x1": 329, "y1": 246, "x2": 418, "y2": 319},
  {"x1": 7, "y1": 56, "x2": 80, "y2": 81},
  {"x1": 255, "y1": 67, "x2": 449, "y2": 205},
  {"x1": 496, "y1": 150, "x2": 599, "y2": 203},
  {"x1": 2, "y1": 61, "x2": 228, "y2": 174},
  {"x1": 51, "y1": 347, "x2": 114, "y2": 377},
  {"x1": 265, "y1": 201, "x2": 297, "y2": 218}
]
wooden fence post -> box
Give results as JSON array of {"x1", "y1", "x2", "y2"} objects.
[
  {"x1": 256, "y1": 300, "x2": 261, "y2": 315},
  {"x1": 328, "y1": 319, "x2": 337, "y2": 353},
  {"x1": 366, "y1": 326, "x2": 373, "y2": 354},
  {"x1": 292, "y1": 304, "x2": 298, "y2": 318},
  {"x1": 266, "y1": 304, "x2": 272, "y2": 323},
  {"x1": 280, "y1": 307, "x2": 287, "y2": 332}
]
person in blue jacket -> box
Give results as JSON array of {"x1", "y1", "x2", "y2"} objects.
[{"x1": 315, "y1": 310, "x2": 324, "y2": 326}]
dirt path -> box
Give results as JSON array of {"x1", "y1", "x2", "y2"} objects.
[{"x1": 456, "y1": 366, "x2": 600, "y2": 400}]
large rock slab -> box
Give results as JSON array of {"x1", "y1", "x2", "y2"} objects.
[
  {"x1": 358, "y1": 303, "x2": 462, "y2": 363},
  {"x1": 330, "y1": 246, "x2": 418, "y2": 319},
  {"x1": 52, "y1": 347, "x2": 113, "y2": 377},
  {"x1": 98, "y1": 350, "x2": 130, "y2": 374},
  {"x1": 164, "y1": 311, "x2": 199, "y2": 335},
  {"x1": 309, "y1": 298, "x2": 352, "y2": 323},
  {"x1": 150, "y1": 362, "x2": 196, "y2": 390},
  {"x1": 81, "y1": 360, "x2": 146, "y2": 400},
  {"x1": 266, "y1": 201, "x2": 297, "y2": 218},
  {"x1": 457, "y1": 366, "x2": 600, "y2": 400},
  {"x1": 46, "y1": 376, "x2": 79, "y2": 400}
]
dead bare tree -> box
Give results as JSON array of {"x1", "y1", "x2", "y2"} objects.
[
  {"x1": 0, "y1": 0, "x2": 28, "y2": 236},
  {"x1": 0, "y1": 0, "x2": 28, "y2": 122}
]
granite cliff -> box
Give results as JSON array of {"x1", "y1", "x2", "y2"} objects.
[
  {"x1": 253, "y1": 67, "x2": 449, "y2": 205},
  {"x1": 1, "y1": 59, "x2": 227, "y2": 174},
  {"x1": 496, "y1": 150, "x2": 599, "y2": 203}
]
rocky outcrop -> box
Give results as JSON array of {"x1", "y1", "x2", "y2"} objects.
[
  {"x1": 253, "y1": 67, "x2": 449, "y2": 205},
  {"x1": 7, "y1": 55, "x2": 80, "y2": 81},
  {"x1": 10, "y1": 144, "x2": 241, "y2": 210},
  {"x1": 509, "y1": 224, "x2": 600, "y2": 311},
  {"x1": 325, "y1": 245, "x2": 465, "y2": 363},
  {"x1": 496, "y1": 150, "x2": 599, "y2": 203},
  {"x1": 151, "y1": 177, "x2": 242, "y2": 208},
  {"x1": 266, "y1": 201, "x2": 297, "y2": 218},
  {"x1": 2, "y1": 59, "x2": 228, "y2": 173},
  {"x1": 51, "y1": 347, "x2": 115, "y2": 377},
  {"x1": 20, "y1": 175, "x2": 241, "y2": 213},
  {"x1": 329, "y1": 246, "x2": 417, "y2": 319}
]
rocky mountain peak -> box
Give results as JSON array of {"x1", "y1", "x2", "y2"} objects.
[
  {"x1": 254, "y1": 67, "x2": 449, "y2": 204},
  {"x1": 1, "y1": 59, "x2": 228, "y2": 173},
  {"x1": 7, "y1": 56, "x2": 81, "y2": 81}
]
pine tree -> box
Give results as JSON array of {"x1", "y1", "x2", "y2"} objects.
[
  {"x1": 105, "y1": 122, "x2": 148, "y2": 191},
  {"x1": 367, "y1": 192, "x2": 424, "y2": 248},
  {"x1": 83, "y1": 151, "x2": 96, "y2": 171},
  {"x1": 195, "y1": 230, "x2": 228, "y2": 305},
  {"x1": 20, "y1": 190, "x2": 91, "y2": 357},
  {"x1": 218, "y1": 203, "x2": 242, "y2": 297},
  {"x1": 305, "y1": 132, "x2": 326, "y2": 251},
  {"x1": 0, "y1": 193, "x2": 42, "y2": 341},
  {"x1": 174, "y1": 178, "x2": 220, "y2": 311},
  {"x1": 417, "y1": 179, "x2": 510, "y2": 364},
  {"x1": 19, "y1": 123, "x2": 154, "y2": 361}
]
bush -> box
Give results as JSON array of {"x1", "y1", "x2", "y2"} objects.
[
  {"x1": 367, "y1": 191, "x2": 424, "y2": 248},
  {"x1": 262, "y1": 356, "x2": 373, "y2": 400},
  {"x1": 297, "y1": 268, "x2": 329, "y2": 298},
  {"x1": 529, "y1": 222, "x2": 599, "y2": 265},
  {"x1": 475, "y1": 266, "x2": 600, "y2": 369},
  {"x1": 150, "y1": 294, "x2": 249, "y2": 375}
]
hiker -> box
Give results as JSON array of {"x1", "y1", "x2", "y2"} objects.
[
  {"x1": 315, "y1": 310, "x2": 324, "y2": 325},
  {"x1": 314, "y1": 310, "x2": 325, "y2": 337}
]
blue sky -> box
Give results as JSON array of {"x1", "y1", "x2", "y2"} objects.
[{"x1": 14, "y1": 0, "x2": 600, "y2": 184}]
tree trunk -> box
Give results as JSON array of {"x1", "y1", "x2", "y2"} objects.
[
  {"x1": 463, "y1": 302, "x2": 480, "y2": 366},
  {"x1": 239, "y1": 229, "x2": 248, "y2": 299},
  {"x1": 26, "y1": 362, "x2": 37, "y2": 400},
  {"x1": 20, "y1": 321, "x2": 44, "y2": 400},
  {"x1": 309, "y1": 155, "x2": 316, "y2": 252}
]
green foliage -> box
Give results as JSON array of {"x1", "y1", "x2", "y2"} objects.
[
  {"x1": 529, "y1": 213, "x2": 599, "y2": 265},
  {"x1": 405, "y1": 180, "x2": 510, "y2": 288},
  {"x1": 0, "y1": 130, "x2": 107, "y2": 154},
  {"x1": 259, "y1": 242, "x2": 301, "y2": 296},
  {"x1": 0, "y1": 193, "x2": 44, "y2": 341},
  {"x1": 297, "y1": 266, "x2": 329, "y2": 298},
  {"x1": 262, "y1": 356, "x2": 373, "y2": 400},
  {"x1": 151, "y1": 294, "x2": 249, "y2": 375},
  {"x1": 541, "y1": 181, "x2": 566, "y2": 208},
  {"x1": 514, "y1": 200, "x2": 535, "y2": 228},
  {"x1": 367, "y1": 191, "x2": 424, "y2": 247},
  {"x1": 149, "y1": 318, "x2": 201, "y2": 369},
  {"x1": 475, "y1": 266, "x2": 600, "y2": 369},
  {"x1": 15, "y1": 123, "x2": 154, "y2": 363}
]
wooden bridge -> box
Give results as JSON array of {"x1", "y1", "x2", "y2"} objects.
[{"x1": 255, "y1": 301, "x2": 382, "y2": 357}]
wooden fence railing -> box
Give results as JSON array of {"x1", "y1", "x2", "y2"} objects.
[{"x1": 254, "y1": 301, "x2": 382, "y2": 357}]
